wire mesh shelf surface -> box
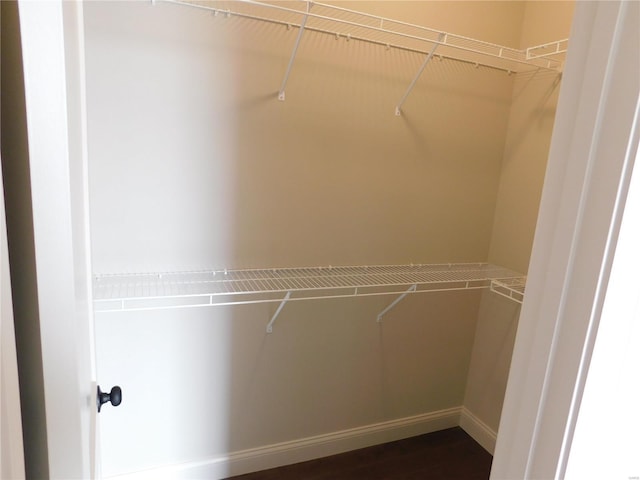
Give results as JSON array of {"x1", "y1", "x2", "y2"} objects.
[
  {"x1": 490, "y1": 277, "x2": 526, "y2": 304},
  {"x1": 93, "y1": 263, "x2": 525, "y2": 312},
  {"x1": 161, "y1": 0, "x2": 567, "y2": 73}
]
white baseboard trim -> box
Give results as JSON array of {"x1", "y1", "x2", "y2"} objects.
[
  {"x1": 459, "y1": 406, "x2": 497, "y2": 454},
  {"x1": 105, "y1": 407, "x2": 461, "y2": 480}
]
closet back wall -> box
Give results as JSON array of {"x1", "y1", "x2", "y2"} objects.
[
  {"x1": 86, "y1": 1, "x2": 519, "y2": 273},
  {"x1": 84, "y1": 1, "x2": 524, "y2": 478}
]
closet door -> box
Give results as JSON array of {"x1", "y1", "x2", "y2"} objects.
[{"x1": 13, "y1": 1, "x2": 101, "y2": 477}]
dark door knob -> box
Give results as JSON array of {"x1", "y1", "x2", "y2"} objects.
[{"x1": 97, "y1": 385, "x2": 122, "y2": 412}]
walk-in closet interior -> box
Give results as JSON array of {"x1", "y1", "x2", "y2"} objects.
[{"x1": 83, "y1": 1, "x2": 574, "y2": 477}]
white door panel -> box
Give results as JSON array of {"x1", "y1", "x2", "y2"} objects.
[{"x1": 16, "y1": 1, "x2": 99, "y2": 477}]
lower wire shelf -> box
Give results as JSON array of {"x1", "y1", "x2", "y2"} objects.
[
  {"x1": 490, "y1": 277, "x2": 526, "y2": 304},
  {"x1": 92, "y1": 262, "x2": 525, "y2": 314}
]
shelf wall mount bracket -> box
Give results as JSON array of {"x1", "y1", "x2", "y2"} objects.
[
  {"x1": 377, "y1": 284, "x2": 417, "y2": 322},
  {"x1": 278, "y1": 1, "x2": 312, "y2": 101},
  {"x1": 266, "y1": 291, "x2": 292, "y2": 333},
  {"x1": 395, "y1": 33, "x2": 444, "y2": 116}
]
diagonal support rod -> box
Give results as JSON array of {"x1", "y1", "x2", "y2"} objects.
[
  {"x1": 377, "y1": 284, "x2": 417, "y2": 322},
  {"x1": 267, "y1": 291, "x2": 292, "y2": 333},
  {"x1": 395, "y1": 33, "x2": 444, "y2": 116},
  {"x1": 278, "y1": 1, "x2": 311, "y2": 101}
]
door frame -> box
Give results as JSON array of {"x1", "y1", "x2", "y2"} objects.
[
  {"x1": 491, "y1": 1, "x2": 640, "y2": 478},
  {"x1": 1, "y1": 159, "x2": 26, "y2": 478},
  {"x1": 5, "y1": 1, "x2": 97, "y2": 478}
]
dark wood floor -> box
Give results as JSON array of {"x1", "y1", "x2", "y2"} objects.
[{"x1": 228, "y1": 427, "x2": 492, "y2": 480}]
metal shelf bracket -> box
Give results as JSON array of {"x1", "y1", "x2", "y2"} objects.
[
  {"x1": 267, "y1": 291, "x2": 292, "y2": 333},
  {"x1": 278, "y1": 1, "x2": 312, "y2": 101},
  {"x1": 395, "y1": 33, "x2": 444, "y2": 116},
  {"x1": 377, "y1": 284, "x2": 417, "y2": 322}
]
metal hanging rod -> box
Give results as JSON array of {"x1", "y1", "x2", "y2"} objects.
[{"x1": 160, "y1": 0, "x2": 566, "y2": 74}]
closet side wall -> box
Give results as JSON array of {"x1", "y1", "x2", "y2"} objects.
[
  {"x1": 463, "y1": 0, "x2": 575, "y2": 451},
  {"x1": 488, "y1": 1, "x2": 576, "y2": 274}
]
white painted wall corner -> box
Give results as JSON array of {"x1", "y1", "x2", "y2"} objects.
[
  {"x1": 459, "y1": 407, "x2": 497, "y2": 455},
  {"x1": 104, "y1": 407, "x2": 462, "y2": 480}
]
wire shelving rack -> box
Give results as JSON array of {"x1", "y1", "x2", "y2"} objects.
[
  {"x1": 93, "y1": 263, "x2": 525, "y2": 318},
  {"x1": 156, "y1": 0, "x2": 568, "y2": 114},
  {"x1": 162, "y1": 0, "x2": 567, "y2": 73},
  {"x1": 490, "y1": 277, "x2": 526, "y2": 304}
]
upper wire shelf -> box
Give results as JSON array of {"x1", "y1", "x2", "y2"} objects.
[
  {"x1": 161, "y1": 0, "x2": 567, "y2": 74},
  {"x1": 93, "y1": 262, "x2": 525, "y2": 313}
]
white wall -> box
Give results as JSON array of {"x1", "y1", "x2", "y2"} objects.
[
  {"x1": 94, "y1": 291, "x2": 481, "y2": 477},
  {"x1": 489, "y1": 1, "x2": 575, "y2": 274},
  {"x1": 84, "y1": 1, "x2": 520, "y2": 274},
  {"x1": 463, "y1": 1, "x2": 575, "y2": 450}
]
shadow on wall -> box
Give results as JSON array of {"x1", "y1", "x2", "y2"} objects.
[
  {"x1": 503, "y1": 68, "x2": 563, "y2": 163},
  {"x1": 223, "y1": 4, "x2": 516, "y2": 477}
]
